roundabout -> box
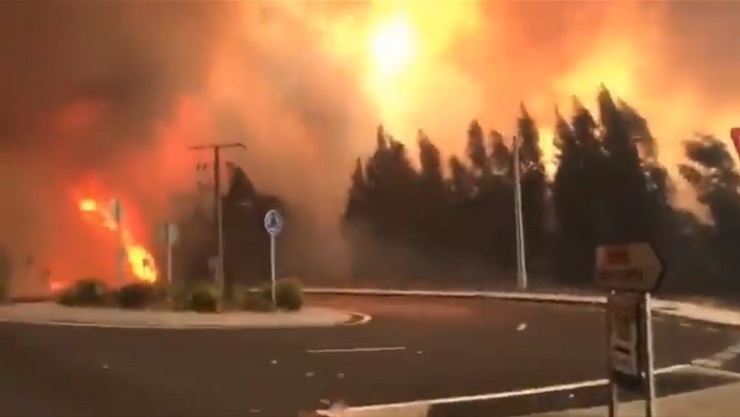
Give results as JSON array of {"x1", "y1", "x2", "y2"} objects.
[{"x1": 0, "y1": 294, "x2": 737, "y2": 417}]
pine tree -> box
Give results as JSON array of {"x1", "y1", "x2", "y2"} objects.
[
  {"x1": 344, "y1": 158, "x2": 369, "y2": 222},
  {"x1": 516, "y1": 105, "x2": 548, "y2": 261},
  {"x1": 597, "y1": 87, "x2": 652, "y2": 243},
  {"x1": 551, "y1": 99, "x2": 603, "y2": 284},
  {"x1": 416, "y1": 131, "x2": 448, "y2": 253},
  {"x1": 679, "y1": 135, "x2": 740, "y2": 290},
  {"x1": 466, "y1": 120, "x2": 491, "y2": 176}
]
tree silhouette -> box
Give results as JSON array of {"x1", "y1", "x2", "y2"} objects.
[
  {"x1": 679, "y1": 135, "x2": 740, "y2": 291},
  {"x1": 517, "y1": 105, "x2": 547, "y2": 262},
  {"x1": 597, "y1": 88, "x2": 653, "y2": 243},
  {"x1": 551, "y1": 100, "x2": 602, "y2": 284},
  {"x1": 332, "y1": 92, "x2": 740, "y2": 296}
]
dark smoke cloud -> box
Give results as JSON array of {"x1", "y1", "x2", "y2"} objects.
[
  {"x1": 0, "y1": 1, "x2": 739, "y2": 292},
  {"x1": 0, "y1": 1, "x2": 231, "y2": 154}
]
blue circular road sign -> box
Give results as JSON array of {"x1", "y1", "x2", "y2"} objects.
[{"x1": 264, "y1": 209, "x2": 283, "y2": 236}]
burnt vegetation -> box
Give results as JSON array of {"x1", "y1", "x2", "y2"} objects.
[{"x1": 172, "y1": 88, "x2": 740, "y2": 301}]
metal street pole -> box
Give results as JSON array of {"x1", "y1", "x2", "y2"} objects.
[
  {"x1": 189, "y1": 142, "x2": 245, "y2": 298},
  {"x1": 643, "y1": 293, "x2": 657, "y2": 417},
  {"x1": 110, "y1": 198, "x2": 124, "y2": 288},
  {"x1": 513, "y1": 136, "x2": 528, "y2": 290}
]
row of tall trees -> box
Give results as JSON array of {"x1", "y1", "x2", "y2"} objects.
[
  {"x1": 342, "y1": 88, "x2": 740, "y2": 296},
  {"x1": 170, "y1": 87, "x2": 740, "y2": 298}
]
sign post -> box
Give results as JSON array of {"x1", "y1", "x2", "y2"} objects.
[
  {"x1": 162, "y1": 222, "x2": 179, "y2": 285},
  {"x1": 596, "y1": 242, "x2": 665, "y2": 417},
  {"x1": 263, "y1": 209, "x2": 283, "y2": 307},
  {"x1": 110, "y1": 198, "x2": 124, "y2": 287}
]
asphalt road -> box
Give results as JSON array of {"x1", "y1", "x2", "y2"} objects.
[{"x1": 0, "y1": 295, "x2": 737, "y2": 417}]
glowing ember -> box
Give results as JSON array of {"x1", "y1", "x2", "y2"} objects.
[{"x1": 78, "y1": 197, "x2": 158, "y2": 283}]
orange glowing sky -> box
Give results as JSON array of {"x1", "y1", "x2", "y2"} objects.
[{"x1": 0, "y1": 0, "x2": 739, "y2": 288}]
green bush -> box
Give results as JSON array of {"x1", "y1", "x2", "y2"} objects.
[
  {"x1": 260, "y1": 277, "x2": 303, "y2": 311},
  {"x1": 186, "y1": 283, "x2": 220, "y2": 313},
  {"x1": 114, "y1": 283, "x2": 157, "y2": 309},
  {"x1": 58, "y1": 278, "x2": 108, "y2": 307}
]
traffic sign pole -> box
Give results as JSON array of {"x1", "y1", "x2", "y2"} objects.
[
  {"x1": 270, "y1": 234, "x2": 276, "y2": 306},
  {"x1": 643, "y1": 293, "x2": 657, "y2": 417},
  {"x1": 263, "y1": 209, "x2": 283, "y2": 308},
  {"x1": 165, "y1": 223, "x2": 178, "y2": 286},
  {"x1": 110, "y1": 198, "x2": 124, "y2": 287},
  {"x1": 606, "y1": 290, "x2": 619, "y2": 417}
]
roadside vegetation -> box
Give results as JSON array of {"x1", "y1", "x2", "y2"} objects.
[{"x1": 54, "y1": 277, "x2": 304, "y2": 313}]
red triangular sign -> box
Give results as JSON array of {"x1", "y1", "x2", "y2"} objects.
[{"x1": 732, "y1": 127, "x2": 740, "y2": 159}]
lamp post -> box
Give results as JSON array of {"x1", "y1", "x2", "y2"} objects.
[{"x1": 513, "y1": 136, "x2": 528, "y2": 290}]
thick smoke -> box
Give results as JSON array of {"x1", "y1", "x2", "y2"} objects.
[{"x1": 0, "y1": 1, "x2": 738, "y2": 291}]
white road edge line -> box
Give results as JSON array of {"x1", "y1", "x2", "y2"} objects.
[
  {"x1": 307, "y1": 346, "x2": 407, "y2": 354},
  {"x1": 320, "y1": 364, "x2": 689, "y2": 412}
]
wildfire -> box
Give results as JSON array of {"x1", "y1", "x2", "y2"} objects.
[{"x1": 77, "y1": 198, "x2": 158, "y2": 284}]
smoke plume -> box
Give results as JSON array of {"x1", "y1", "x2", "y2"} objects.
[{"x1": 0, "y1": 0, "x2": 738, "y2": 291}]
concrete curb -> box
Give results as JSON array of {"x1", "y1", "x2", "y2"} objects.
[
  {"x1": 0, "y1": 306, "x2": 372, "y2": 330},
  {"x1": 304, "y1": 287, "x2": 605, "y2": 305},
  {"x1": 303, "y1": 287, "x2": 740, "y2": 327}
]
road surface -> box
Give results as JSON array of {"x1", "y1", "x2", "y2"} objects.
[{"x1": 0, "y1": 295, "x2": 736, "y2": 417}]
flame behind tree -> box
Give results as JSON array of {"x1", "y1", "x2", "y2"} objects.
[{"x1": 77, "y1": 198, "x2": 158, "y2": 284}]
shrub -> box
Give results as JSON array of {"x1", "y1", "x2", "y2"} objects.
[
  {"x1": 235, "y1": 287, "x2": 276, "y2": 312},
  {"x1": 186, "y1": 283, "x2": 220, "y2": 313},
  {"x1": 261, "y1": 277, "x2": 303, "y2": 311},
  {"x1": 58, "y1": 278, "x2": 108, "y2": 307},
  {"x1": 158, "y1": 281, "x2": 186, "y2": 310},
  {"x1": 115, "y1": 282, "x2": 157, "y2": 309}
]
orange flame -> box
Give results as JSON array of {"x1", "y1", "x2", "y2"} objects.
[{"x1": 78, "y1": 198, "x2": 158, "y2": 284}]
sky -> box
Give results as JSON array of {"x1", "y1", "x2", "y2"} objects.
[{"x1": 0, "y1": 0, "x2": 738, "y2": 290}]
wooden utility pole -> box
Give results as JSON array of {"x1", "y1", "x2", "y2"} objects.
[{"x1": 189, "y1": 142, "x2": 245, "y2": 297}]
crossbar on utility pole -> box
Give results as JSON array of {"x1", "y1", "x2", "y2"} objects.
[{"x1": 189, "y1": 142, "x2": 245, "y2": 298}]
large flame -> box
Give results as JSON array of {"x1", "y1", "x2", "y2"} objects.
[{"x1": 77, "y1": 197, "x2": 158, "y2": 284}]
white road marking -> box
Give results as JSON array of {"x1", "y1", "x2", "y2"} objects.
[
  {"x1": 688, "y1": 364, "x2": 740, "y2": 379},
  {"x1": 692, "y1": 358, "x2": 723, "y2": 368},
  {"x1": 706, "y1": 327, "x2": 720, "y2": 333},
  {"x1": 693, "y1": 340, "x2": 740, "y2": 369},
  {"x1": 320, "y1": 364, "x2": 689, "y2": 412},
  {"x1": 713, "y1": 350, "x2": 736, "y2": 362},
  {"x1": 679, "y1": 322, "x2": 692, "y2": 328},
  {"x1": 307, "y1": 346, "x2": 407, "y2": 354}
]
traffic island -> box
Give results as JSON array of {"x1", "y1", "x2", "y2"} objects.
[
  {"x1": 0, "y1": 302, "x2": 367, "y2": 329},
  {"x1": 0, "y1": 277, "x2": 370, "y2": 329}
]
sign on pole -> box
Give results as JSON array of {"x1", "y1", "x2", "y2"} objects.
[
  {"x1": 595, "y1": 242, "x2": 665, "y2": 293},
  {"x1": 596, "y1": 241, "x2": 665, "y2": 417},
  {"x1": 264, "y1": 209, "x2": 283, "y2": 307},
  {"x1": 264, "y1": 209, "x2": 283, "y2": 237}
]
